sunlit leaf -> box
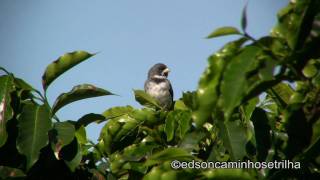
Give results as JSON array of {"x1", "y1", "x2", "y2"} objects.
[
  {"x1": 52, "y1": 84, "x2": 114, "y2": 115},
  {"x1": 102, "y1": 105, "x2": 134, "y2": 119},
  {"x1": 207, "y1": 26, "x2": 241, "y2": 39},
  {"x1": 145, "y1": 148, "x2": 194, "y2": 166},
  {"x1": 42, "y1": 51, "x2": 95, "y2": 90},
  {"x1": 220, "y1": 46, "x2": 261, "y2": 119},
  {"x1": 133, "y1": 89, "x2": 161, "y2": 109},
  {"x1": 194, "y1": 38, "x2": 248, "y2": 127},
  {"x1": 0, "y1": 75, "x2": 14, "y2": 147}
]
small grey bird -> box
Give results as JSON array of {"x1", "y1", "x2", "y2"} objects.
[{"x1": 144, "y1": 63, "x2": 173, "y2": 109}]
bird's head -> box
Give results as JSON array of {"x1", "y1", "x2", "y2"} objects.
[{"x1": 147, "y1": 63, "x2": 170, "y2": 79}]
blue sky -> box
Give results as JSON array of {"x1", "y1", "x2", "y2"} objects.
[{"x1": 0, "y1": 0, "x2": 288, "y2": 142}]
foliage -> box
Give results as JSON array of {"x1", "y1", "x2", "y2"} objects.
[{"x1": 1, "y1": 0, "x2": 320, "y2": 179}]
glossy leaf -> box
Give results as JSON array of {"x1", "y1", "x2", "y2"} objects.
[
  {"x1": 165, "y1": 110, "x2": 192, "y2": 141},
  {"x1": 50, "y1": 122, "x2": 75, "y2": 159},
  {"x1": 42, "y1": 51, "x2": 94, "y2": 90},
  {"x1": 194, "y1": 38, "x2": 248, "y2": 127},
  {"x1": 102, "y1": 105, "x2": 134, "y2": 119},
  {"x1": 145, "y1": 148, "x2": 193, "y2": 166},
  {"x1": 220, "y1": 46, "x2": 261, "y2": 119},
  {"x1": 17, "y1": 103, "x2": 52, "y2": 170},
  {"x1": 52, "y1": 84, "x2": 114, "y2": 115},
  {"x1": 133, "y1": 89, "x2": 161, "y2": 109},
  {"x1": 207, "y1": 26, "x2": 241, "y2": 39},
  {"x1": 0, "y1": 75, "x2": 14, "y2": 147}
]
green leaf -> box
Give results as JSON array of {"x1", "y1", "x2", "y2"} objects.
[
  {"x1": 216, "y1": 119, "x2": 248, "y2": 160},
  {"x1": 164, "y1": 110, "x2": 192, "y2": 142},
  {"x1": 251, "y1": 108, "x2": 271, "y2": 161},
  {"x1": 64, "y1": 138, "x2": 82, "y2": 172},
  {"x1": 17, "y1": 103, "x2": 52, "y2": 170},
  {"x1": 268, "y1": 82, "x2": 294, "y2": 109},
  {"x1": 75, "y1": 125, "x2": 87, "y2": 144},
  {"x1": 220, "y1": 46, "x2": 261, "y2": 119},
  {"x1": 133, "y1": 89, "x2": 161, "y2": 109},
  {"x1": 164, "y1": 112, "x2": 175, "y2": 141},
  {"x1": 52, "y1": 84, "x2": 114, "y2": 115},
  {"x1": 50, "y1": 122, "x2": 75, "y2": 160},
  {"x1": 207, "y1": 26, "x2": 241, "y2": 39},
  {"x1": 102, "y1": 105, "x2": 134, "y2": 119},
  {"x1": 0, "y1": 166, "x2": 26, "y2": 179},
  {"x1": 202, "y1": 169, "x2": 252, "y2": 180},
  {"x1": 76, "y1": 113, "x2": 106, "y2": 128},
  {"x1": 42, "y1": 51, "x2": 94, "y2": 90},
  {"x1": 14, "y1": 77, "x2": 34, "y2": 91},
  {"x1": 145, "y1": 148, "x2": 194, "y2": 166},
  {"x1": 241, "y1": 3, "x2": 248, "y2": 32},
  {"x1": 194, "y1": 38, "x2": 248, "y2": 127},
  {"x1": 0, "y1": 75, "x2": 14, "y2": 147}
]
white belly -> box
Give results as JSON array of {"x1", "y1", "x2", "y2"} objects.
[{"x1": 147, "y1": 81, "x2": 171, "y2": 107}]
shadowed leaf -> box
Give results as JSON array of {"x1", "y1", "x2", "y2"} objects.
[
  {"x1": 17, "y1": 103, "x2": 52, "y2": 170},
  {"x1": 52, "y1": 84, "x2": 114, "y2": 115}
]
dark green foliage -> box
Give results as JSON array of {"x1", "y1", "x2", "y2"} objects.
[{"x1": 1, "y1": 1, "x2": 320, "y2": 179}]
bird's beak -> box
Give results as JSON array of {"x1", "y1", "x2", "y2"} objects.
[{"x1": 162, "y1": 68, "x2": 170, "y2": 77}]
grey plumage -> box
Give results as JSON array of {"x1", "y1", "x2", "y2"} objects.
[{"x1": 144, "y1": 63, "x2": 173, "y2": 109}]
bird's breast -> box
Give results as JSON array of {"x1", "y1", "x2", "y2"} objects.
[{"x1": 145, "y1": 81, "x2": 172, "y2": 107}]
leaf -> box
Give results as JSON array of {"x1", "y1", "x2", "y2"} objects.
[
  {"x1": 164, "y1": 112, "x2": 175, "y2": 141},
  {"x1": 52, "y1": 84, "x2": 114, "y2": 115},
  {"x1": 216, "y1": 119, "x2": 248, "y2": 160},
  {"x1": 76, "y1": 113, "x2": 106, "y2": 128},
  {"x1": 284, "y1": 105, "x2": 312, "y2": 159},
  {"x1": 0, "y1": 166, "x2": 26, "y2": 179},
  {"x1": 133, "y1": 89, "x2": 161, "y2": 109},
  {"x1": 75, "y1": 125, "x2": 87, "y2": 144},
  {"x1": 16, "y1": 103, "x2": 52, "y2": 170},
  {"x1": 42, "y1": 51, "x2": 94, "y2": 90},
  {"x1": 241, "y1": 2, "x2": 248, "y2": 32},
  {"x1": 203, "y1": 169, "x2": 252, "y2": 180},
  {"x1": 50, "y1": 122, "x2": 75, "y2": 160},
  {"x1": 145, "y1": 148, "x2": 194, "y2": 166},
  {"x1": 102, "y1": 105, "x2": 134, "y2": 119},
  {"x1": 251, "y1": 108, "x2": 271, "y2": 161},
  {"x1": 194, "y1": 38, "x2": 248, "y2": 127},
  {"x1": 207, "y1": 26, "x2": 241, "y2": 39},
  {"x1": 14, "y1": 77, "x2": 34, "y2": 91},
  {"x1": 220, "y1": 46, "x2": 261, "y2": 119},
  {"x1": 164, "y1": 110, "x2": 192, "y2": 142},
  {"x1": 0, "y1": 75, "x2": 14, "y2": 147},
  {"x1": 63, "y1": 138, "x2": 82, "y2": 172},
  {"x1": 267, "y1": 82, "x2": 294, "y2": 109}
]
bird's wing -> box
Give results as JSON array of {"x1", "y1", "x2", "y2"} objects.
[{"x1": 168, "y1": 80, "x2": 173, "y2": 101}]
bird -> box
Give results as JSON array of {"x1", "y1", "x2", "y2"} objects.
[{"x1": 144, "y1": 63, "x2": 173, "y2": 110}]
